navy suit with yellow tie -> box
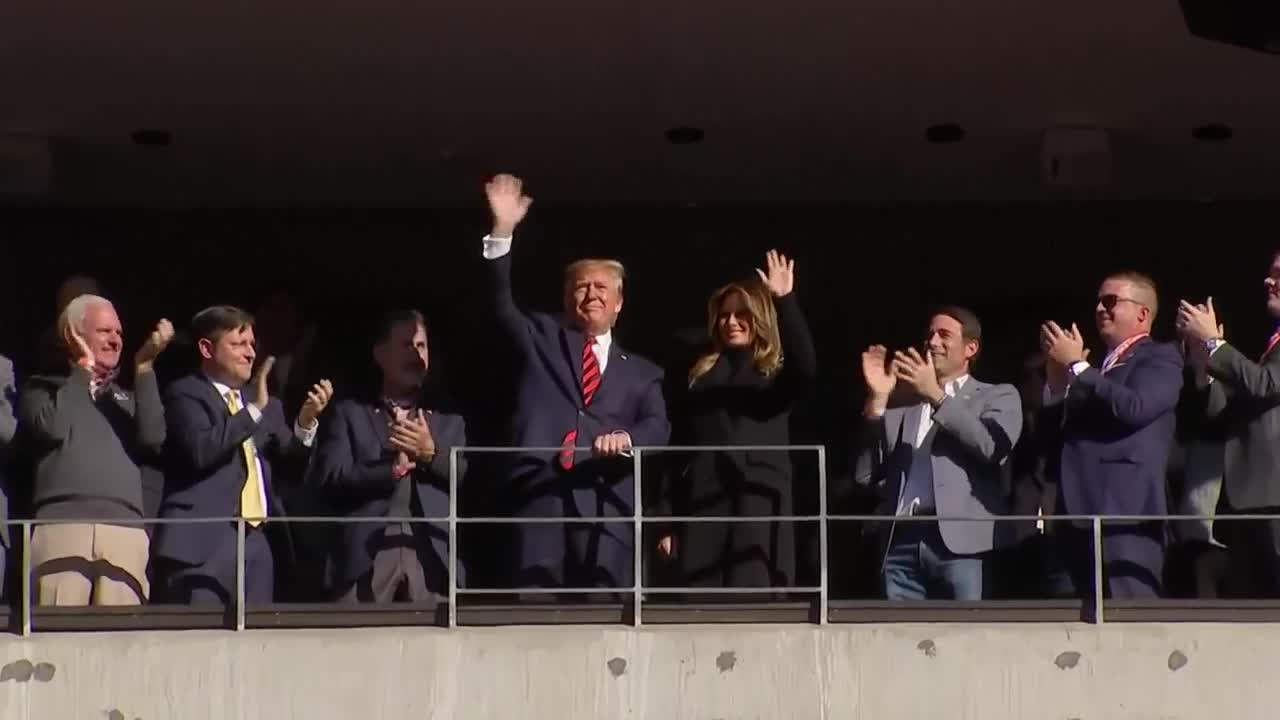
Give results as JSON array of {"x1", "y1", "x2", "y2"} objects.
[{"x1": 155, "y1": 373, "x2": 313, "y2": 606}]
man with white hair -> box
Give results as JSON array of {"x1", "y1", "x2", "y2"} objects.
[{"x1": 20, "y1": 294, "x2": 174, "y2": 606}]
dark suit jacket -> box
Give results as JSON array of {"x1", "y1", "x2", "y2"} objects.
[
  {"x1": 1042, "y1": 338, "x2": 1183, "y2": 519},
  {"x1": 155, "y1": 373, "x2": 305, "y2": 567},
  {"x1": 308, "y1": 397, "x2": 468, "y2": 589},
  {"x1": 486, "y1": 253, "x2": 670, "y2": 519},
  {"x1": 1206, "y1": 341, "x2": 1280, "y2": 513}
]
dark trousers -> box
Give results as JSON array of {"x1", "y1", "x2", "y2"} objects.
[
  {"x1": 518, "y1": 521, "x2": 634, "y2": 591},
  {"x1": 1046, "y1": 521, "x2": 1164, "y2": 601},
  {"x1": 1216, "y1": 504, "x2": 1280, "y2": 599},
  {"x1": 156, "y1": 526, "x2": 274, "y2": 606}
]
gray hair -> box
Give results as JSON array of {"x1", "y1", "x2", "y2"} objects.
[{"x1": 57, "y1": 294, "x2": 113, "y2": 337}]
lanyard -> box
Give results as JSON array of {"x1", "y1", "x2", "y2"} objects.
[
  {"x1": 1263, "y1": 331, "x2": 1280, "y2": 361},
  {"x1": 1101, "y1": 333, "x2": 1149, "y2": 373}
]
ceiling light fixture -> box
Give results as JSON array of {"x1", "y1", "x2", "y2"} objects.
[
  {"x1": 665, "y1": 126, "x2": 705, "y2": 145},
  {"x1": 926, "y1": 123, "x2": 965, "y2": 144},
  {"x1": 1191, "y1": 123, "x2": 1233, "y2": 142},
  {"x1": 131, "y1": 129, "x2": 173, "y2": 147}
]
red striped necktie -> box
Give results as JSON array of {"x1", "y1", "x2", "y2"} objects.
[{"x1": 559, "y1": 335, "x2": 600, "y2": 469}]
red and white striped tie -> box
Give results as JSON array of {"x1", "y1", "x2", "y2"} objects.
[{"x1": 559, "y1": 335, "x2": 600, "y2": 469}]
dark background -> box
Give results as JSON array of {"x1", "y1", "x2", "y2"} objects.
[{"x1": 2, "y1": 203, "x2": 1274, "y2": 594}]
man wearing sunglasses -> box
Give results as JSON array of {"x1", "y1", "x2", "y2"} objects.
[
  {"x1": 1178, "y1": 252, "x2": 1280, "y2": 598},
  {"x1": 1039, "y1": 272, "x2": 1183, "y2": 602}
]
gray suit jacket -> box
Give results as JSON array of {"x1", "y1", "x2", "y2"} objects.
[
  {"x1": 1207, "y1": 342, "x2": 1280, "y2": 513},
  {"x1": 0, "y1": 356, "x2": 14, "y2": 548},
  {"x1": 857, "y1": 378, "x2": 1023, "y2": 555}
]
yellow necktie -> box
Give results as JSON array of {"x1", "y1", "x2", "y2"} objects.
[{"x1": 224, "y1": 391, "x2": 265, "y2": 526}]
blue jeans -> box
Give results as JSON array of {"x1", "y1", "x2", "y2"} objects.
[{"x1": 883, "y1": 521, "x2": 985, "y2": 600}]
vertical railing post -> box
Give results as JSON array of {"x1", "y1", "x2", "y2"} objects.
[
  {"x1": 448, "y1": 447, "x2": 459, "y2": 629},
  {"x1": 632, "y1": 449, "x2": 644, "y2": 627},
  {"x1": 817, "y1": 446, "x2": 828, "y2": 626},
  {"x1": 1092, "y1": 516, "x2": 1105, "y2": 625},
  {"x1": 20, "y1": 521, "x2": 32, "y2": 637},
  {"x1": 235, "y1": 518, "x2": 246, "y2": 632}
]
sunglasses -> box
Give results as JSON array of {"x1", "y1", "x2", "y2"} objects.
[{"x1": 1098, "y1": 294, "x2": 1146, "y2": 311}]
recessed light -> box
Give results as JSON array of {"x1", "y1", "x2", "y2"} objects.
[
  {"x1": 665, "y1": 126, "x2": 705, "y2": 145},
  {"x1": 131, "y1": 129, "x2": 172, "y2": 147},
  {"x1": 1192, "y1": 123, "x2": 1233, "y2": 142},
  {"x1": 926, "y1": 123, "x2": 965, "y2": 144}
]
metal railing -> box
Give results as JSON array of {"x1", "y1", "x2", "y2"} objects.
[{"x1": 0, "y1": 444, "x2": 1264, "y2": 632}]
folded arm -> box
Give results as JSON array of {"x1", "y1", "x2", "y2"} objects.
[
  {"x1": 20, "y1": 367, "x2": 94, "y2": 446},
  {"x1": 165, "y1": 389, "x2": 260, "y2": 473},
  {"x1": 931, "y1": 384, "x2": 1023, "y2": 465},
  {"x1": 619, "y1": 374, "x2": 671, "y2": 449},
  {"x1": 0, "y1": 358, "x2": 16, "y2": 449},
  {"x1": 133, "y1": 369, "x2": 167, "y2": 454},
  {"x1": 1208, "y1": 343, "x2": 1280, "y2": 403},
  {"x1": 308, "y1": 408, "x2": 396, "y2": 495},
  {"x1": 1070, "y1": 347, "x2": 1184, "y2": 428}
]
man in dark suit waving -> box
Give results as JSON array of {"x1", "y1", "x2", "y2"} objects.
[
  {"x1": 1178, "y1": 251, "x2": 1280, "y2": 598},
  {"x1": 481, "y1": 173, "x2": 670, "y2": 592},
  {"x1": 155, "y1": 306, "x2": 333, "y2": 606},
  {"x1": 1040, "y1": 272, "x2": 1183, "y2": 600}
]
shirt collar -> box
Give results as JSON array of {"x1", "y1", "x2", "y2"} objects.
[
  {"x1": 206, "y1": 375, "x2": 239, "y2": 401},
  {"x1": 944, "y1": 374, "x2": 970, "y2": 396},
  {"x1": 591, "y1": 329, "x2": 613, "y2": 352}
]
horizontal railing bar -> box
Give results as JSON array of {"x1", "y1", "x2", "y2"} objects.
[
  {"x1": 453, "y1": 445, "x2": 826, "y2": 453},
  {"x1": 455, "y1": 587, "x2": 638, "y2": 595},
  {"x1": 1, "y1": 513, "x2": 1267, "y2": 526},
  {"x1": 455, "y1": 586, "x2": 821, "y2": 595},
  {"x1": 641, "y1": 587, "x2": 822, "y2": 594}
]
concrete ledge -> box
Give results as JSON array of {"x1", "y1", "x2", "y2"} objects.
[{"x1": 0, "y1": 623, "x2": 1269, "y2": 719}]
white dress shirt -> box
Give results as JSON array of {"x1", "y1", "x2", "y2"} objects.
[
  {"x1": 912, "y1": 374, "x2": 970, "y2": 447},
  {"x1": 209, "y1": 378, "x2": 318, "y2": 519}
]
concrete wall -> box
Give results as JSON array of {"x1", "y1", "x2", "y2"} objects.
[{"x1": 0, "y1": 623, "x2": 1269, "y2": 719}]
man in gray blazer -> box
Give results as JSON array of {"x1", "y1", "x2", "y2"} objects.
[
  {"x1": 858, "y1": 306, "x2": 1023, "y2": 600},
  {"x1": 0, "y1": 354, "x2": 16, "y2": 600},
  {"x1": 1178, "y1": 251, "x2": 1280, "y2": 597}
]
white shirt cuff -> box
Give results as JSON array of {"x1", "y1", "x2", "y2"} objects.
[
  {"x1": 1207, "y1": 339, "x2": 1225, "y2": 356},
  {"x1": 1070, "y1": 361, "x2": 1090, "y2": 377},
  {"x1": 294, "y1": 419, "x2": 318, "y2": 448},
  {"x1": 247, "y1": 404, "x2": 263, "y2": 423},
  {"x1": 482, "y1": 234, "x2": 513, "y2": 260}
]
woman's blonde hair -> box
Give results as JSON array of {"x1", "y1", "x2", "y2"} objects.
[{"x1": 689, "y1": 279, "x2": 782, "y2": 387}]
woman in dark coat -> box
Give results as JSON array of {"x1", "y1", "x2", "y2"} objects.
[{"x1": 659, "y1": 250, "x2": 817, "y2": 589}]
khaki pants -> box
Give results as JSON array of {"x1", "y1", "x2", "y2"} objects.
[
  {"x1": 341, "y1": 524, "x2": 435, "y2": 604},
  {"x1": 31, "y1": 523, "x2": 150, "y2": 606}
]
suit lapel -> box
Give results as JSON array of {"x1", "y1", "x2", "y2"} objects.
[
  {"x1": 903, "y1": 403, "x2": 923, "y2": 448},
  {"x1": 594, "y1": 341, "x2": 625, "y2": 402},
  {"x1": 560, "y1": 326, "x2": 587, "y2": 399},
  {"x1": 360, "y1": 402, "x2": 390, "y2": 456}
]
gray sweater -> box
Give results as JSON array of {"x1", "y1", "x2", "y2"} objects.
[{"x1": 21, "y1": 366, "x2": 166, "y2": 522}]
